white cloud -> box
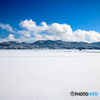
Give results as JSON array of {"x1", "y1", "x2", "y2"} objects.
[
  {"x1": 0, "y1": 23, "x2": 31, "y2": 38},
  {"x1": 19, "y1": 19, "x2": 48, "y2": 34},
  {"x1": 16, "y1": 35, "x2": 43, "y2": 42},
  {"x1": 46, "y1": 23, "x2": 75, "y2": 41},
  {"x1": 0, "y1": 39, "x2": 8, "y2": 42},
  {"x1": 44, "y1": 35, "x2": 55, "y2": 40},
  {"x1": 74, "y1": 29, "x2": 100, "y2": 42},
  {"x1": 0, "y1": 34, "x2": 16, "y2": 42},
  {"x1": 7, "y1": 34, "x2": 16, "y2": 41},
  {"x1": 46, "y1": 23, "x2": 73, "y2": 36},
  {"x1": 0, "y1": 23, "x2": 15, "y2": 33},
  {"x1": 17, "y1": 30, "x2": 31, "y2": 38},
  {"x1": 0, "y1": 19, "x2": 100, "y2": 43}
]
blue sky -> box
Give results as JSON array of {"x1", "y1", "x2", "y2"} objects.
[{"x1": 0, "y1": 0, "x2": 100, "y2": 42}]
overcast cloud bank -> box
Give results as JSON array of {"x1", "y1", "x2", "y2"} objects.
[{"x1": 0, "y1": 19, "x2": 100, "y2": 43}]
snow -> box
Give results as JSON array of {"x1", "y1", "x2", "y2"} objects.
[{"x1": 0, "y1": 50, "x2": 100, "y2": 100}]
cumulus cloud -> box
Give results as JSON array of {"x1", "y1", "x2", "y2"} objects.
[
  {"x1": 74, "y1": 29, "x2": 100, "y2": 42},
  {"x1": 7, "y1": 34, "x2": 16, "y2": 41},
  {"x1": 19, "y1": 19, "x2": 48, "y2": 34},
  {"x1": 0, "y1": 19, "x2": 100, "y2": 43},
  {"x1": 0, "y1": 34, "x2": 16, "y2": 42}
]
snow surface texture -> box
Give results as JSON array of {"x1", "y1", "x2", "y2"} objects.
[{"x1": 0, "y1": 50, "x2": 100, "y2": 100}]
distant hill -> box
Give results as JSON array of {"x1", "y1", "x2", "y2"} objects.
[{"x1": 0, "y1": 40, "x2": 100, "y2": 49}]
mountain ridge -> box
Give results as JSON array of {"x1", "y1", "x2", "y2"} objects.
[{"x1": 0, "y1": 40, "x2": 100, "y2": 49}]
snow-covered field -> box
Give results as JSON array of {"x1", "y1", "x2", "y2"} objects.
[{"x1": 0, "y1": 50, "x2": 100, "y2": 100}]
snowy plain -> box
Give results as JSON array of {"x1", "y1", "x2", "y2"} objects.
[{"x1": 0, "y1": 49, "x2": 100, "y2": 100}]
